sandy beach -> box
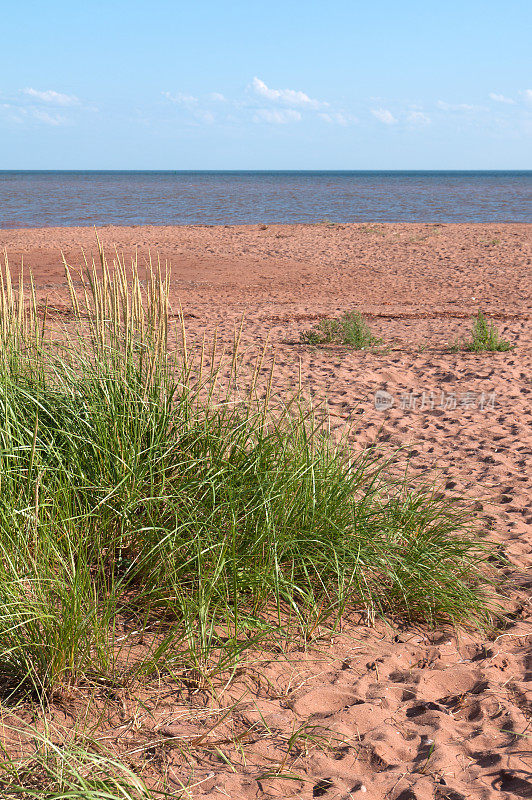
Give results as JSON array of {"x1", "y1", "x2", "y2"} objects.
[{"x1": 1, "y1": 221, "x2": 531, "y2": 799}]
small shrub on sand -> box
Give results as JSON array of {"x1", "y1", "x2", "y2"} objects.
[
  {"x1": 300, "y1": 311, "x2": 382, "y2": 349},
  {"x1": 0, "y1": 249, "x2": 493, "y2": 699},
  {"x1": 454, "y1": 310, "x2": 512, "y2": 353}
]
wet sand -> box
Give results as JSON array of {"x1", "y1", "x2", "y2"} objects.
[{"x1": 1, "y1": 222, "x2": 531, "y2": 799}]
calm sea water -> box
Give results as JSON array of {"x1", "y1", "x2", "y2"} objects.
[{"x1": 0, "y1": 171, "x2": 530, "y2": 227}]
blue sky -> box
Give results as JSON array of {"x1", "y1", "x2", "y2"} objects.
[{"x1": 1, "y1": 0, "x2": 531, "y2": 169}]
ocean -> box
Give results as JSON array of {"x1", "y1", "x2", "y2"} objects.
[{"x1": 0, "y1": 171, "x2": 530, "y2": 227}]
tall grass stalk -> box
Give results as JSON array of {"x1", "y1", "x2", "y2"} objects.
[{"x1": 0, "y1": 246, "x2": 492, "y2": 697}]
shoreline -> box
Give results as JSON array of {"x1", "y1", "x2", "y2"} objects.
[{"x1": 1, "y1": 219, "x2": 528, "y2": 231}]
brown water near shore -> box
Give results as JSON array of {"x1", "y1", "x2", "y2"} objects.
[{"x1": 1, "y1": 222, "x2": 531, "y2": 799}]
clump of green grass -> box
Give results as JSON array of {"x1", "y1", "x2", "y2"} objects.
[
  {"x1": 300, "y1": 311, "x2": 382, "y2": 349},
  {"x1": 0, "y1": 246, "x2": 493, "y2": 699},
  {"x1": 454, "y1": 310, "x2": 512, "y2": 352},
  {"x1": 0, "y1": 729, "x2": 154, "y2": 799}
]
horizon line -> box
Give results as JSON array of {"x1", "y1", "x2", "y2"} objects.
[{"x1": 1, "y1": 168, "x2": 531, "y2": 173}]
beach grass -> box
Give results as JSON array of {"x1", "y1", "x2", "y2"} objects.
[
  {"x1": 0, "y1": 247, "x2": 494, "y2": 702},
  {"x1": 300, "y1": 311, "x2": 382, "y2": 348},
  {"x1": 0, "y1": 728, "x2": 156, "y2": 799},
  {"x1": 454, "y1": 310, "x2": 512, "y2": 352}
]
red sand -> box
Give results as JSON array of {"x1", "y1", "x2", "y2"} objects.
[{"x1": 1, "y1": 223, "x2": 531, "y2": 799}]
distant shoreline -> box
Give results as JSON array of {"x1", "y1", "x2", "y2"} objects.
[{"x1": 1, "y1": 220, "x2": 531, "y2": 232}]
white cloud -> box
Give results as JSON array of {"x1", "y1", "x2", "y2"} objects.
[
  {"x1": 319, "y1": 111, "x2": 356, "y2": 126},
  {"x1": 210, "y1": 92, "x2": 226, "y2": 102},
  {"x1": 23, "y1": 88, "x2": 79, "y2": 106},
  {"x1": 371, "y1": 108, "x2": 397, "y2": 125},
  {"x1": 251, "y1": 77, "x2": 324, "y2": 109},
  {"x1": 524, "y1": 89, "x2": 532, "y2": 103},
  {"x1": 163, "y1": 91, "x2": 198, "y2": 107},
  {"x1": 489, "y1": 92, "x2": 515, "y2": 104},
  {"x1": 407, "y1": 110, "x2": 431, "y2": 125},
  {"x1": 31, "y1": 110, "x2": 66, "y2": 125},
  {"x1": 162, "y1": 91, "x2": 216, "y2": 123},
  {"x1": 0, "y1": 104, "x2": 67, "y2": 125},
  {"x1": 253, "y1": 108, "x2": 302, "y2": 124},
  {"x1": 437, "y1": 100, "x2": 480, "y2": 111},
  {"x1": 196, "y1": 109, "x2": 215, "y2": 124}
]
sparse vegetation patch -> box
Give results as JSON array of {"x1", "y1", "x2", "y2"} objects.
[
  {"x1": 300, "y1": 311, "x2": 382, "y2": 349},
  {"x1": 453, "y1": 310, "x2": 512, "y2": 352}
]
